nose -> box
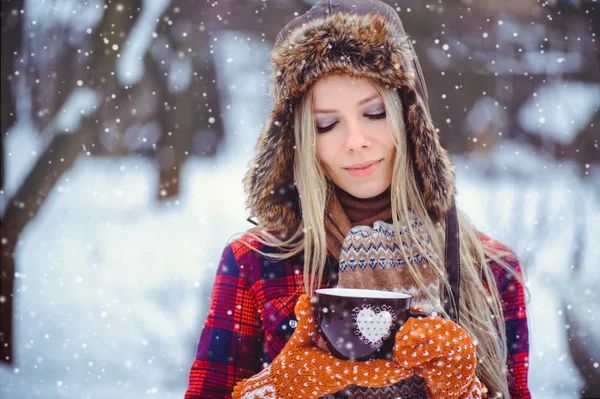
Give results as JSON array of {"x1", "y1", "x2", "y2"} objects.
[{"x1": 344, "y1": 119, "x2": 371, "y2": 151}]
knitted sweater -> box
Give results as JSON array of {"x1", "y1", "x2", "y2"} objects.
[{"x1": 184, "y1": 232, "x2": 530, "y2": 398}]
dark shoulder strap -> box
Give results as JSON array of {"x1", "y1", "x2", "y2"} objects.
[{"x1": 444, "y1": 198, "x2": 461, "y2": 323}]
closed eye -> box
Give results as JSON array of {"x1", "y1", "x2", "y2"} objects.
[
  {"x1": 366, "y1": 111, "x2": 386, "y2": 120},
  {"x1": 316, "y1": 122, "x2": 338, "y2": 134},
  {"x1": 315, "y1": 111, "x2": 386, "y2": 134}
]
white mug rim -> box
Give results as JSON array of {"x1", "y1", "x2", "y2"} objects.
[{"x1": 315, "y1": 288, "x2": 411, "y2": 299}]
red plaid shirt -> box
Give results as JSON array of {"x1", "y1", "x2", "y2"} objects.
[{"x1": 184, "y1": 231, "x2": 531, "y2": 398}]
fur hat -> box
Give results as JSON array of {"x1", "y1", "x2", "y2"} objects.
[{"x1": 244, "y1": 0, "x2": 456, "y2": 232}]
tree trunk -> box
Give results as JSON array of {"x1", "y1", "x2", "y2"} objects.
[
  {"x1": 0, "y1": 120, "x2": 96, "y2": 364},
  {"x1": 0, "y1": 0, "x2": 25, "y2": 365}
]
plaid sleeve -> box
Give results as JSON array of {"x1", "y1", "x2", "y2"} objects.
[
  {"x1": 491, "y1": 254, "x2": 531, "y2": 399},
  {"x1": 184, "y1": 243, "x2": 263, "y2": 399}
]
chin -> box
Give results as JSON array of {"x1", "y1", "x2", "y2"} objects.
[{"x1": 344, "y1": 183, "x2": 390, "y2": 199}]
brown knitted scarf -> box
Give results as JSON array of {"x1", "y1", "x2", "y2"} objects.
[{"x1": 325, "y1": 185, "x2": 392, "y2": 260}]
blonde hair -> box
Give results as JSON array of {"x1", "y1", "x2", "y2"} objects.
[{"x1": 239, "y1": 78, "x2": 528, "y2": 399}]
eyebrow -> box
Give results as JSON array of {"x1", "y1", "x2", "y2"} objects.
[{"x1": 314, "y1": 93, "x2": 380, "y2": 114}]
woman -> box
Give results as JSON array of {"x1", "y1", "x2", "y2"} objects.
[{"x1": 184, "y1": 1, "x2": 530, "y2": 398}]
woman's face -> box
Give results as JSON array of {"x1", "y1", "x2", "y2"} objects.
[{"x1": 312, "y1": 75, "x2": 396, "y2": 199}]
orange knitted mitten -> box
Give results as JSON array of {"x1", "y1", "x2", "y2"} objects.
[
  {"x1": 393, "y1": 315, "x2": 487, "y2": 399},
  {"x1": 232, "y1": 294, "x2": 414, "y2": 399}
]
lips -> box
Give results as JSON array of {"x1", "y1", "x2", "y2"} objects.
[
  {"x1": 345, "y1": 159, "x2": 382, "y2": 170},
  {"x1": 345, "y1": 159, "x2": 383, "y2": 177}
]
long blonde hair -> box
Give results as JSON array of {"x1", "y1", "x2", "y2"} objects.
[{"x1": 239, "y1": 79, "x2": 528, "y2": 399}]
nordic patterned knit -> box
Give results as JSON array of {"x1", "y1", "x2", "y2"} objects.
[
  {"x1": 337, "y1": 218, "x2": 442, "y2": 313},
  {"x1": 183, "y1": 232, "x2": 531, "y2": 399}
]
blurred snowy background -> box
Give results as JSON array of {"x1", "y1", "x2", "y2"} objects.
[{"x1": 0, "y1": 0, "x2": 598, "y2": 398}]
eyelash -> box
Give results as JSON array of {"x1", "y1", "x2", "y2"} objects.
[{"x1": 316, "y1": 111, "x2": 387, "y2": 134}]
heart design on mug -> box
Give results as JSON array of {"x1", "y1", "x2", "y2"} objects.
[{"x1": 353, "y1": 305, "x2": 397, "y2": 347}]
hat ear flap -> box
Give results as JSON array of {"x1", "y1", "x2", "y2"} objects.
[
  {"x1": 400, "y1": 87, "x2": 456, "y2": 221},
  {"x1": 244, "y1": 111, "x2": 300, "y2": 230}
]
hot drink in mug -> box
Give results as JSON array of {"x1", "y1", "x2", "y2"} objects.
[{"x1": 314, "y1": 288, "x2": 430, "y2": 361}]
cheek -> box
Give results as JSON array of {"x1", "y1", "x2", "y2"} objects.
[
  {"x1": 381, "y1": 127, "x2": 396, "y2": 154},
  {"x1": 316, "y1": 137, "x2": 336, "y2": 169}
]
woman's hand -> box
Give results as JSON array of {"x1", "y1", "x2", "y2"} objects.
[
  {"x1": 392, "y1": 314, "x2": 487, "y2": 399},
  {"x1": 233, "y1": 294, "x2": 414, "y2": 399}
]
